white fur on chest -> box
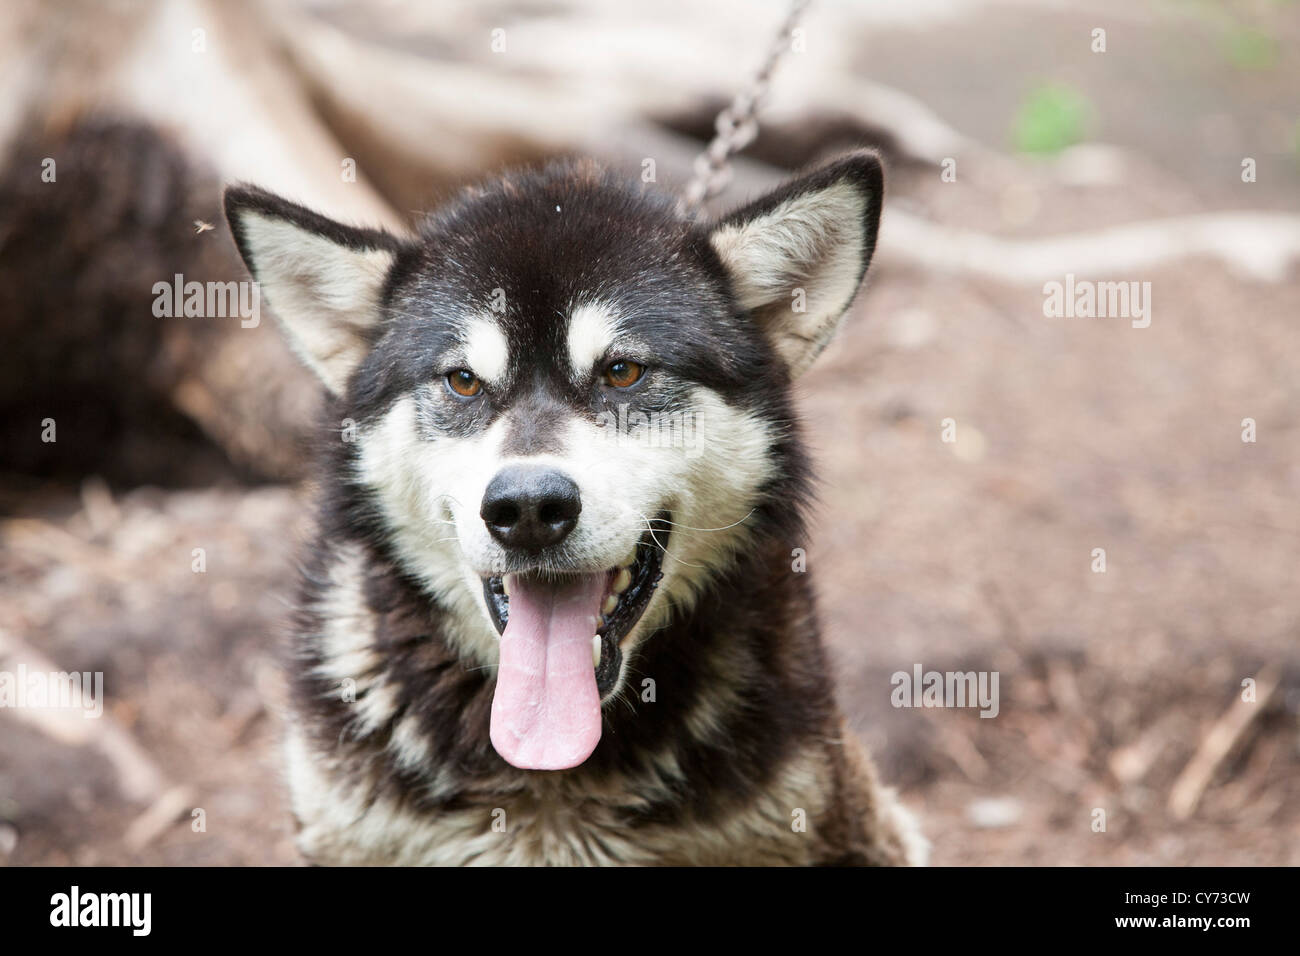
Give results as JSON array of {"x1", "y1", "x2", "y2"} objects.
[{"x1": 284, "y1": 727, "x2": 830, "y2": 866}]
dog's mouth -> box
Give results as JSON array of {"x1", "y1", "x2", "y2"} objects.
[{"x1": 480, "y1": 513, "x2": 670, "y2": 771}]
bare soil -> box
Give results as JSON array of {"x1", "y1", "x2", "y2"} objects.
[{"x1": 1, "y1": 0, "x2": 1296, "y2": 866}]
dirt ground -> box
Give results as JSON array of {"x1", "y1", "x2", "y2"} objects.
[{"x1": 1, "y1": 0, "x2": 1297, "y2": 865}]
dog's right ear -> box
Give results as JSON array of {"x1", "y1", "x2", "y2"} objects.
[{"x1": 224, "y1": 186, "x2": 402, "y2": 395}]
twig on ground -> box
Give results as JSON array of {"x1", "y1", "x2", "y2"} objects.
[{"x1": 1168, "y1": 666, "x2": 1279, "y2": 821}]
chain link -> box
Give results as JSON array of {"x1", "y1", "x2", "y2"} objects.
[{"x1": 678, "y1": 0, "x2": 811, "y2": 217}]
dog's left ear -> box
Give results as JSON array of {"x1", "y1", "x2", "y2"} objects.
[{"x1": 708, "y1": 151, "x2": 883, "y2": 378}]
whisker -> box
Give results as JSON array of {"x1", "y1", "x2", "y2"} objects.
[
  {"x1": 645, "y1": 518, "x2": 710, "y2": 570},
  {"x1": 654, "y1": 510, "x2": 756, "y2": 534},
  {"x1": 611, "y1": 505, "x2": 720, "y2": 570}
]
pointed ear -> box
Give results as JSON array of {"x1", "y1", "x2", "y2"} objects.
[
  {"x1": 708, "y1": 151, "x2": 883, "y2": 378},
  {"x1": 223, "y1": 185, "x2": 402, "y2": 395}
]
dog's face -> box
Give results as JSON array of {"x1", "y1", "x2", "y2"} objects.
[{"x1": 225, "y1": 153, "x2": 882, "y2": 770}]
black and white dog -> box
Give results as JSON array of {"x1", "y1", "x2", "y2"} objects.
[{"x1": 224, "y1": 151, "x2": 926, "y2": 865}]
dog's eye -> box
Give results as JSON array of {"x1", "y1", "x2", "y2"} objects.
[
  {"x1": 446, "y1": 369, "x2": 482, "y2": 397},
  {"x1": 603, "y1": 360, "x2": 644, "y2": 389}
]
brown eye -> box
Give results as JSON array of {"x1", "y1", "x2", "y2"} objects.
[
  {"x1": 446, "y1": 369, "x2": 482, "y2": 397},
  {"x1": 603, "y1": 360, "x2": 644, "y2": 389}
]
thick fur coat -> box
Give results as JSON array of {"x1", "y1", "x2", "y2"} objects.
[{"x1": 225, "y1": 152, "x2": 926, "y2": 865}]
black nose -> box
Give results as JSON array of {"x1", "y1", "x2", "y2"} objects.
[{"x1": 480, "y1": 466, "x2": 582, "y2": 551}]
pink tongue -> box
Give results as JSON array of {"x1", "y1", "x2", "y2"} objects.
[{"x1": 490, "y1": 572, "x2": 606, "y2": 770}]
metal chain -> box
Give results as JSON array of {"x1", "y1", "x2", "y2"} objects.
[{"x1": 678, "y1": 0, "x2": 811, "y2": 217}]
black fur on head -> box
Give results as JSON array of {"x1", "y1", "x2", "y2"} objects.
[
  {"x1": 223, "y1": 152, "x2": 884, "y2": 782},
  {"x1": 224, "y1": 150, "x2": 882, "y2": 406}
]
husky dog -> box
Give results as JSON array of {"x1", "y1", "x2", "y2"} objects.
[{"x1": 224, "y1": 150, "x2": 925, "y2": 865}]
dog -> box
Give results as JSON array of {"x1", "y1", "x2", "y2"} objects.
[{"x1": 224, "y1": 150, "x2": 926, "y2": 865}]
